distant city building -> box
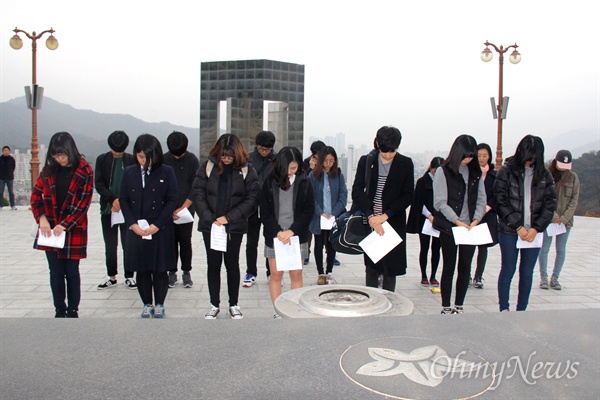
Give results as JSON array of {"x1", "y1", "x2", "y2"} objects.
[
  {"x1": 12, "y1": 145, "x2": 47, "y2": 185},
  {"x1": 199, "y1": 59, "x2": 305, "y2": 160}
]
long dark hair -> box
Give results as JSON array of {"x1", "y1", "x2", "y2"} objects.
[
  {"x1": 271, "y1": 146, "x2": 304, "y2": 190},
  {"x1": 42, "y1": 131, "x2": 83, "y2": 176},
  {"x1": 133, "y1": 134, "x2": 164, "y2": 171},
  {"x1": 208, "y1": 134, "x2": 249, "y2": 174},
  {"x1": 477, "y1": 143, "x2": 495, "y2": 170},
  {"x1": 508, "y1": 135, "x2": 546, "y2": 185},
  {"x1": 547, "y1": 159, "x2": 565, "y2": 184},
  {"x1": 313, "y1": 146, "x2": 339, "y2": 180},
  {"x1": 443, "y1": 134, "x2": 478, "y2": 174}
]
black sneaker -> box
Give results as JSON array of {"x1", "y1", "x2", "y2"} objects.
[
  {"x1": 97, "y1": 278, "x2": 117, "y2": 290},
  {"x1": 182, "y1": 272, "x2": 193, "y2": 288},
  {"x1": 55, "y1": 309, "x2": 66, "y2": 318},
  {"x1": 66, "y1": 309, "x2": 79, "y2": 318},
  {"x1": 125, "y1": 277, "x2": 137, "y2": 290},
  {"x1": 168, "y1": 272, "x2": 178, "y2": 288},
  {"x1": 473, "y1": 277, "x2": 484, "y2": 289},
  {"x1": 451, "y1": 306, "x2": 464, "y2": 314},
  {"x1": 333, "y1": 258, "x2": 341, "y2": 266}
]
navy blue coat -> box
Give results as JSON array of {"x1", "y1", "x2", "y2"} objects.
[{"x1": 120, "y1": 164, "x2": 178, "y2": 272}]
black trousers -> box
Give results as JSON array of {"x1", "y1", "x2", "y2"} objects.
[
  {"x1": 474, "y1": 245, "x2": 488, "y2": 278},
  {"x1": 314, "y1": 230, "x2": 336, "y2": 275},
  {"x1": 46, "y1": 251, "x2": 80, "y2": 312},
  {"x1": 418, "y1": 233, "x2": 441, "y2": 280},
  {"x1": 364, "y1": 256, "x2": 396, "y2": 292},
  {"x1": 100, "y1": 214, "x2": 133, "y2": 278},
  {"x1": 245, "y1": 212, "x2": 270, "y2": 277},
  {"x1": 136, "y1": 271, "x2": 169, "y2": 306},
  {"x1": 171, "y1": 221, "x2": 193, "y2": 272},
  {"x1": 440, "y1": 233, "x2": 476, "y2": 308},
  {"x1": 203, "y1": 232, "x2": 243, "y2": 307}
]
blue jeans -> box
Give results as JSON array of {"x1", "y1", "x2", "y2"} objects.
[
  {"x1": 46, "y1": 251, "x2": 81, "y2": 312},
  {"x1": 0, "y1": 179, "x2": 15, "y2": 207},
  {"x1": 497, "y1": 232, "x2": 541, "y2": 311},
  {"x1": 538, "y1": 228, "x2": 571, "y2": 278}
]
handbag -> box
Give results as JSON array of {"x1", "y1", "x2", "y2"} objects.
[
  {"x1": 330, "y1": 210, "x2": 372, "y2": 254},
  {"x1": 330, "y1": 152, "x2": 374, "y2": 254}
]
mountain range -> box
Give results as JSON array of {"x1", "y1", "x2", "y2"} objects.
[
  {"x1": 0, "y1": 97, "x2": 199, "y2": 164},
  {"x1": 1, "y1": 97, "x2": 598, "y2": 164}
]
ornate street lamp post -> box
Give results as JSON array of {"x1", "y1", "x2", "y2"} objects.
[
  {"x1": 481, "y1": 41, "x2": 521, "y2": 170},
  {"x1": 9, "y1": 27, "x2": 59, "y2": 186}
]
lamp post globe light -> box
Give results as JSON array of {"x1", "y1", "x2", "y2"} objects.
[
  {"x1": 481, "y1": 40, "x2": 521, "y2": 170},
  {"x1": 9, "y1": 27, "x2": 59, "y2": 187}
]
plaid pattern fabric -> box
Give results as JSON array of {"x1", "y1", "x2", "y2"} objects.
[{"x1": 31, "y1": 159, "x2": 94, "y2": 260}]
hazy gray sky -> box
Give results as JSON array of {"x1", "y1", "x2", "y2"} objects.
[{"x1": 1, "y1": 0, "x2": 598, "y2": 154}]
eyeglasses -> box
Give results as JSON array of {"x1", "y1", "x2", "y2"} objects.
[
  {"x1": 257, "y1": 145, "x2": 272, "y2": 153},
  {"x1": 52, "y1": 153, "x2": 68, "y2": 159},
  {"x1": 221, "y1": 154, "x2": 234, "y2": 161}
]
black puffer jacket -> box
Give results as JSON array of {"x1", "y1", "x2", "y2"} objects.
[
  {"x1": 493, "y1": 161, "x2": 556, "y2": 234},
  {"x1": 193, "y1": 157, "x2": 260, "y2": 234}
]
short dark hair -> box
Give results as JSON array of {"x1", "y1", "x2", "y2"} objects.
[
  {"x1": 107, "y1": 130, "x2": 129, "y2": 152},
  {"x1": 310, "y1": 140, "x2": 326, "y2": 156},
  {"x1": 271, "y1": 146, "x2": 304, "y2": 190},
  {"x1": 444, "y1": 134, "x2": 478, "y2": 174},
  {"x1": 133, "y1": 134, "x2": 164, "y2": 170},
  {"x1": 255, "y1": 130, "x2": 276, "y2": 148},
  {"x1": 375, "y1": 126, "x2": 402, "y2": 152},
  {"x1": 2, "y1": 146, "x2": 10, "y2": 151},
  {"x1": 166, "y1": 131, "x2": 189, "y2": 157},
  {"x1": 43, "y1": 132, "x2": 83, "y2": 175}
]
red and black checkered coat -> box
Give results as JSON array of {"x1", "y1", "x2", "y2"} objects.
[{"x1": 31, "y1": 159, "x2": 94, "y2": 260}]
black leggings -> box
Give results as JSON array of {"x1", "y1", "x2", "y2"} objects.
[
  {"x1": 440, "y1": 233, "x2": 476, "y2": 308},
  {"x1": 136, "y1": 271, "x2": 169, "y2": 306},
  {"x1": 203, "y1": 232, "x2": 243, "y2": 307},
  {"x1": 418, "y1": 233, "x2": 440, "y2": 280}
]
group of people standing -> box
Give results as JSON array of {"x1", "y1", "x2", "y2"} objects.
[
  {"x1": 28, "y1": 126, "x2": 579, "y2": 319},
  {"x1": 408, "y1": 134, "x2": 579, "y2": 314}
]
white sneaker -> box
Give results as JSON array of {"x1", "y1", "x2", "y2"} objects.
[
  {"x1": 204, "y1": 306, "x2": 220, "y2": 319},
  {"x1": 229, "y1": 305, "x2": 243, "y2": 319}
]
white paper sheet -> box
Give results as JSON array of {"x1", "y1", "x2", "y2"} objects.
[
  {"x1": 37, "y1": 229, "x2": 66, "y2": 248},
  {"x1": 359, "y1": 222, "x2": 402, "y2": 264},
  {"x1": 111, "y1": 210, "x2": 125, "y2": 227},
  {"x1": 173, "y1": 208, "x2": 194, "y2": 225},
  {"x1": 210, "y1": 223, "x2": 227, "y2": 252},
  {"x1": 320, "y1": 215, "x2": 335, "y2": 230},
  {"x1": 137, "y1": 219, "x2": 152, "y2": 240},
  {"x1": 517, "y1": 232, "x2": 544, "y2": 249},
  {"x1": 451, "y1": 223, "x2": 493, "y2": 245},
  {"x1": 421, "y1": 218, "x2": 440, "y2": 238},
  {"x1": 546, "y1": 223, "x2": 567, "y2": 237},
  {"x1": 273, "y1": 236, "x2": 302, "y2": 271}
]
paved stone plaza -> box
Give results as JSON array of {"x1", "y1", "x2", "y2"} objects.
[{"x1": 1, "y1": 204, "x2": 598, "y2": 318}]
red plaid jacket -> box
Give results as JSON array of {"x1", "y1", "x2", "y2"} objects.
[{"x1": 31, "y1": 159, "x2": 94, "y2": 259}]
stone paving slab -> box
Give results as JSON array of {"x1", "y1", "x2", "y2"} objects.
[
  {"x1": 1, "y1": 309, "x2": 598, "y2": 400},
  {"x1": 0, "y1": 203, "x2": 599, "y2": 318}
]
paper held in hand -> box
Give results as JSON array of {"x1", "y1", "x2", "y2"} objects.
[
  {"x1": 111, "y1": 210, "x2": 124, "y2": 227},
  {"x1": 274, "y1": 236, "x2": 302, "y2": 271},
  {"x1": 320, "y1": 215, "x2": 334, "y2": 230},
  {"x1": 137, "y1": 219, "x2": 152, "y2": 240},
  {"x1": 546, "y1": 222, "x2": 567, "y2": 237},
  {"x1": 451, "y1": 223, "x2": 493, "y2": 245},
  {"x1": 37, "y1": 229, "x2": 66, "y2": 249},
  {"x1": 422, "y1": 218, "x2": 440, "y2": 238},
  {"x1": 210, "y1": 223, "x2": 227, "y2": 252},
  {"x1": 359, "y1": 221, "x2": 402, "y2": 264},
  {"x1": 174, "y1": 208, "x2": 194, "y2": 225},
  {"x1": 517, "y1": 232, "x2": 544, "y2": 249}
]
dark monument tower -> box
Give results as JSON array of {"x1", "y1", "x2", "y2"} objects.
[{"x1": 199, "y1": 59, "x2": 305, "y2": 160}]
